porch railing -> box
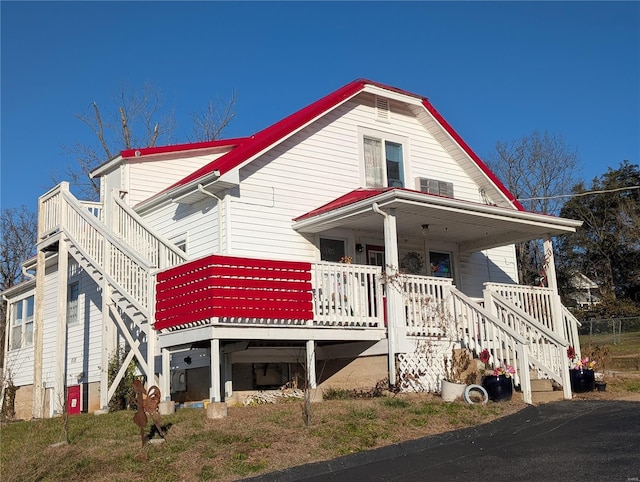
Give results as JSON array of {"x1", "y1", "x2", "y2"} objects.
[
  {"x1": 401, "y1": 275, "x2": 453, "y2": 336},
  {"x1": 311, "y1": 262, "x2": 383, "y2": 328},
  {"x1": 484, "y1": 282, "x2": 556, "y2": 332}
]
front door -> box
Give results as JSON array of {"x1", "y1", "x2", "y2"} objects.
[{"x1": 366, "y1": 245, "x2": 385, "y2": 268}]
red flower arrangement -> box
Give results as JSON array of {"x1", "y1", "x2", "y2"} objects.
[{"x1": 479, "y1": 349, "x2": 491, "y2": 364}]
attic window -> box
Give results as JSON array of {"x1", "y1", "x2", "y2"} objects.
[
  {"x1": 375, "y1": 96, "x2": 390, "y2": 121},
  {"x1": 416, "y1": 178, "x2": 454, "y2": 198}
]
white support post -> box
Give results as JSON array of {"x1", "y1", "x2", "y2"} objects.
[
  {"x1": 146, "y1": 273, "x2": 157, "y2": 387},
  {"x1": 543, "y1": 236, "x2": 565, "y2": 338},
  {"x1": 210, "y1": 339, "x2": 221, "y2": 402},
  {"x1": 54, "y1": 238, "x2": 69, "y2": 415},
  {"x1": 161, "y1": 347, "x2": 171, "y2": 401},
  {"x1": 306, "y1": 340, "x2": 317, "y2": 389},
  {"x1": 223, "y1": 353, "x2": 233, "y2": 399},
  {"x1": 33, "y1": 249, "x2": 46, "y2": 419},
  {"x1": 99, "y1": 285, "x2": 113, "y2": 410},
  {"x1": 373, "y1": 204, "x2": 404, "y2": 386}
]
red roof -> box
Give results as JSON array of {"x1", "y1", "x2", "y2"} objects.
[
  {"x1": 127, "y1": 79, "x2": 523, "y2": 210},
  {"x1": 120, "y1": 137, "x2": 249, "y2": 159},
  {"x1": 293, "y1": 188, "x2": 389, "y2": 221}
]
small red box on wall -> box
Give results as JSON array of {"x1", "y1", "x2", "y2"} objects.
[{"x1": 66, "y1": 385, "x2": 81, "y2": 415}]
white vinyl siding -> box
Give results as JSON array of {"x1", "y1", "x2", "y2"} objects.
[
  {"x1": 142, "y1": 197, "x2": 220, "y2": 260},
  {"x1": 458, "y1": 245, "x2": 519, "y2": 298},
  {"x1": 127, "y1": 152, "x2": 228, "y2": 206}
]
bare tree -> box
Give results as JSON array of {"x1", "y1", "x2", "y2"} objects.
[
  {"x1": 487, "y1": 131, "x2": 581, "y2": 285},
  {"x1": 56, "y1": 82, "x2": 237, "y2": 201},
  {"x1": 0, "y1": 206, "x2": 38, "y2": 370},
  {"x1": 189, "y1": 91, "x2": 237, "y2": 143}
]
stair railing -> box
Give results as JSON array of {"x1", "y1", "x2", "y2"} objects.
[
  {"x1": 485, "y1": 290, "x2": 572, "y2": 400},
  {"x1": 111, "y1": 194, "x2": 188, "y2": 269},
  {"x1": 450, "y1": 287, "x2": 532, "y2": 404}
]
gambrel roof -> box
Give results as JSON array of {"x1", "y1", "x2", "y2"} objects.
[{"x1": 109, "y1": 79, "x2": 525, "y2": 212}]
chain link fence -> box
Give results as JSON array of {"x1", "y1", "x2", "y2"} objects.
[{"x1": 579, "y1": 317, "x2": 640, "y2": 343}]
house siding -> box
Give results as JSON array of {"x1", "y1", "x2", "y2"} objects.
[
  {"x1": 127, "y1": 153, "x2": 227, "y2": 207},
  {"x1": 142, "y1": 196, "x2": 221, "y2": 259}
]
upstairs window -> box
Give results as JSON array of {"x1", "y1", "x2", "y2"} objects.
[
  {"x1": 11, "y1": 295, "x2": 34, "y2": 350},
  {"x1": 363, "y1": 137, "x2": 405, "y2": 188},
  {"x1": 67, "y1": 282, "x2": 79, "y2": 325},
  {"x1": 416, "y1": 178, "x2": 454, "y2": 198}
]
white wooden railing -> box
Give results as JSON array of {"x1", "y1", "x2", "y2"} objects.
[
  {"x1": 486, "y1": 291, "x2": 572, "y2": 399},
  {"x1": 402, "y1": 275, "x2": 453, "y2": 337},
  {"x1": 311, "y1": 262, "x2": 383, "y2": 328},
  {"x1": 484, "y1": 282, "x2": 557, "y2": 332},
  {"x1": 111, "y1": 195, "x2": 188, "y2": 269},
  {"x1": 562, "y1": 306, "x2": 582, "y2": 359},
  {"x1": 450, "y1": 287, "x2": 533, "y2": 404}
]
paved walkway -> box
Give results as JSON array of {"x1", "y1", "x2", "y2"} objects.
[{"x1": 250, "y1": 399, "x2": 640, "y2": 481}]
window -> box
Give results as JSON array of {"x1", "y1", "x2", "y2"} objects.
[
  {"x1": 363, "y1": 136, "x2": 405, "y2": 188},
  {"x1": 170, "y1": 233, "x2": 188, "y2": 254},
  {"x1": 429, "y1": 252, "x2": 453, "y2": 278},
  {"x1": 416, "y1": 178, "x2": 454, "y2": 198},
  {"x1": 319, "y1": 237, "x2": 346, "y2": 262},
  {"x1": 67, "y1": 282, "x2": 79, "y2": 325},
  {"x1": 11, "y1": 296, "x2": 34, "y2": 350}
]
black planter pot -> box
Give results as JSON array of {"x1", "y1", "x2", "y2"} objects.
[
  {"x1": 570, "y1": 369, "x2": 595, "y2": 393},
  {"x1": 482, "y1": 375, "x2": 513, "y2": 402}
]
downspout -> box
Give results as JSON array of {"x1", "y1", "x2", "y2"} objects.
[{"x1": 372, "y1": 202, "x2": 396, "y2": 387}]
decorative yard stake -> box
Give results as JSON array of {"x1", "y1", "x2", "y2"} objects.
[{"x1": 132, "y1": 379, "x2": 165, "y2": 447}]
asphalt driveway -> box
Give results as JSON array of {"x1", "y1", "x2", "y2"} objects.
[{"x1": 249, "y1": 399, "x2": 640, "y2": 481}]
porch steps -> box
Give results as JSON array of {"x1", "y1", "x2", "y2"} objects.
[{"x1": 526, "y1": 373, "x2": 564, "y2": 405}]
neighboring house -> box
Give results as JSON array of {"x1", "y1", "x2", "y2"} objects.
[
  {"x1": 2, "y1": 79, "x2": 583, "y2": 419},
  {"x1": 565, "y1": 273, "x2": 602, "y2": 309}
]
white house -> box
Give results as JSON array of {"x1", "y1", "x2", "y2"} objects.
[{"x1": 2, "y1": 79, "x2": 583, "y2": 419}]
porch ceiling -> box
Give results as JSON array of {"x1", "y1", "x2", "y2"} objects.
[{"x1": 292, "y1": 189, "x2": 582, "y2": 252}]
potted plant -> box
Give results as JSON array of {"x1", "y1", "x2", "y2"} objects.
[
  {"x1": 480, "y1": 349, "x2": 516, "y2": 402},
  {"x1": 567, "y1": 346, "x2": 595, "y2": 393},
  {"x1": 582, "y1": 344, "x2": 611, "y2": 391},
  {"x1": 441, "y1": 348, "x2": 480, "y2": 401}
]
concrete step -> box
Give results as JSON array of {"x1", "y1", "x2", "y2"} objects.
[
  {"x1": 531, "y1": 390, "x2": 564, "y2": 404},
  {"x1": 531, "y1": 379, "x2": 554, "y2": 392}
]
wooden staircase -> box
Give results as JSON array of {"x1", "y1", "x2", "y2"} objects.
[{"x1": 38, "y1": 182, "x2": 188, "y2": 407}]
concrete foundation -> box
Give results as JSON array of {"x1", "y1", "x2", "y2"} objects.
[
  {"x1": 206, "y1": 401, "x2": 228, "y2": 419},
  {"x1": 158, "y1": 400, "x2": 175, "y2": 416}
]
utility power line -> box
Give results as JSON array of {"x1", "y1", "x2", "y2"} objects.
[{"x1": 518, "y1": 185, "x2": 640, "y2": 202}]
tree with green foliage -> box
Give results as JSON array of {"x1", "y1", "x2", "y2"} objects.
[{"x1": 558, "y1": 161, "x2": 640, "y2": 304}]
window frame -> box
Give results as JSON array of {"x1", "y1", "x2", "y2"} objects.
[
  {"x1": 10, "y1": 295, "x2": 34, "y2": 350},
  {"x1": 67, "y1": 281, "x2": 80, "y2": 326},
  {"x1": 358, "y1": 128, "x2": 409, "y2": 189}
]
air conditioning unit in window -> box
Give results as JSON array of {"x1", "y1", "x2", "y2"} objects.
[{"x1": 416, "y1": 178, "x2": 454, "y2": 198}]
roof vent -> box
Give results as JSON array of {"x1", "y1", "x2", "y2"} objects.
[{"x1": 375, "y1": 96, "x2": 390, "y2": 121}]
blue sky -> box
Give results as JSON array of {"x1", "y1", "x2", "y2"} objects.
[{"x1": 2, "y1": 1, "x2": 638, "y2": 213}]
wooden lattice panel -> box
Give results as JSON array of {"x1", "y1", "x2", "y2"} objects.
[{"x1": 397, "y1": 339, "x2": 450, "y2": 393}]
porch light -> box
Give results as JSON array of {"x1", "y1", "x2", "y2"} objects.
[
  {"x1": 421, "y1": 224, "x2": 429, "y2": 236},
  {"x1": 356, "y1": 243, "x2": 363, "y2": 252}
]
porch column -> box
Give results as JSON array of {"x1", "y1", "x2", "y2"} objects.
[
  {"x1": 54, "y1": 239, "x2": 69, "y2": 415},
  {"x1": 306, "y1": 340, "x2": 317, "y2": 389},
  {"x1": 210, "y1": 339, "x2": 222, "y2": 402},
  {"x1": 33, "y1": 249, "x2": 46, "y2": 419},
  {"x1": 543, "y1": 236, "x2": 564, "y2": 338},
  {"x1": 543, "y1": 236, "x2": 572, "y2": 399},
  {"x1": 373, "y1": 204, "x2": 405, "y2": 386}
]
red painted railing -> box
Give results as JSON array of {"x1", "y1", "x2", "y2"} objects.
[{"x1": 155, "y1": 255, "x2": 313, "y2": 330}]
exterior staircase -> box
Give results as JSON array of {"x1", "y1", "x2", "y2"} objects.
[{"x1": 38, "y1": 182, "x2": 187, "y2": 407}]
